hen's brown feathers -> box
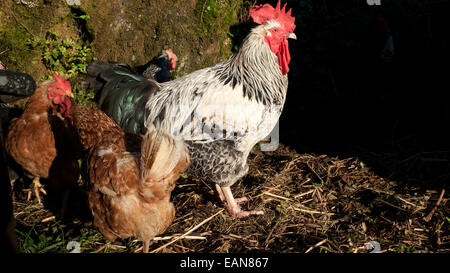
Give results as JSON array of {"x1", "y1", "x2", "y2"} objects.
[
  {"x1": 71, "y1": 105, "x2": 190, "y2": 251},
  {"x1": 71, "y1": 105, "x2": 123, "y2": 150},
  {"x1": 5, "y1": 81, "x2": 80, "y2": 186}
]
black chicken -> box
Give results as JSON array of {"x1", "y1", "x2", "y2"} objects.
[
  {"x1": 85, "y1": 49, "x2": 177, "y2": 93},
  {"x1": 135, "y1": 49, "x2": 178, "y2": 83}
]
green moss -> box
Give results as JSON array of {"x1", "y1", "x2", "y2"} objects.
[
  {"x1": 195, "y1": 0, "x2": 239, "y2": 38},
  {"x1": 194, "y1": 0, "x2": 241, "y2": 61},
  {"x1": 0, "y1": 24, "x2": 32, "y2": 67},
  {"x1": 26, "y1": 31, "x2": 94, "y2": 80},
  {"x1": 1, "y1": 0, "x2": 245, "y2": 80},
  {"x1": 0, "y1": 4, "x2": 39, "y2": 72},
  {"x1": 1, "y1": 1, "x2": 81, "y2": 78}
]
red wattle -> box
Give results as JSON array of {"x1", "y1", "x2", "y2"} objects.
[
  {"x1": 62, "y1": 97, "x2": 72, "y2": 118},
  {"x1": 277, "y1": 39, "x2": 291, "y2": 75},
  {"x1": 266, "y1": 36, "x2": 291, "y2": 75}
]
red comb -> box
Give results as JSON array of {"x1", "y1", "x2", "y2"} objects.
[
  {"x1": 249, "y1": 0, "x2": 295, "y2": 32},
  {"x1": 165, "y1": 49, "x2": 177, "y2": 60},
  {"x1": 52, "y1": 73, "x2": 71, "y2": 90},
  {"x1": 165, "y1": 49, "x2": 178, "y2": 70}
]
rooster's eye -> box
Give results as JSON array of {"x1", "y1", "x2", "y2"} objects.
[{"x1": 273, "y1": 29, "x2": 278, "y2": 32}]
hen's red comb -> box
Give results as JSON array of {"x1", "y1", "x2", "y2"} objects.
[
  {"x1": 249, "y1": 0, "x2": 295, "y2": 32},
  {"x1": 165, "y1": 49, "x2": 178, "y2": 70},
  {"x1": 52, "y1": 73, "x2": 71, "y2": 91}
]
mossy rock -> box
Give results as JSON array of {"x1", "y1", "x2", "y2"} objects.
[
  {"x1": 0, "y1": 0, "x2": 82, "y2": 79},
  {"x1": 1, "y1": 0, "x2": 245, "y2": 79}
]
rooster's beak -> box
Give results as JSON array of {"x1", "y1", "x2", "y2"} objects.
[
  {"x1": 66, "y1": 90, "x2": 74, "y2": 98},
  {"x1": 288, "y1": 32, "x2": 297, "y2": 40}
]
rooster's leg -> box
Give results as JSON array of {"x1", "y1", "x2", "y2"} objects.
[
  {"x1": 28, "y1": 177, "x2": 46, "y2": 203},
  {"x1": 220, "y1": 186, "x2": 264, "y2": 218},
  {"x1": 215, "y1": 184, "x2": 226, "y2": 202},
  {"x1": 215, "y1": 184, "x2": 248, "y2": 204}
]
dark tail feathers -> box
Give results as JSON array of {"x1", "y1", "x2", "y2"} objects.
[{"x1": 85, "y1": 61, "x2": 134, "y2": 94}]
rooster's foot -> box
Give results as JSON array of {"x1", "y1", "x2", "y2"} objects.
[
  {"x1": 234, "y1": 197, "x2": 249, "y2": 204},
  {"x1": 215, "y1": 185, "x2": 249, "y2": 205},
  {"x1": 230, "y1": 208, "x2": 264, "y2": 218},
  {"x1": 219, "y1": 185, "x2": 264, "y2": 218}
]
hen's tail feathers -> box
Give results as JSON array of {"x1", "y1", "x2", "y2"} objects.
[
  {"x1": 140, "y1": 124, "x2": 190, "y2": 183},
  {"x1": 0, "y1": 70, "x2": 36, "y2": 103}
]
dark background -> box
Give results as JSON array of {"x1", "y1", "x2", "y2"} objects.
[{"x1": 256, "y1": 0, "x2": 449, "y2": 190}]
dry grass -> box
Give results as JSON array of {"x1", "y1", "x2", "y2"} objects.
[{"x1": 12, "y1": 144, "x2": 449, "y2": 253}]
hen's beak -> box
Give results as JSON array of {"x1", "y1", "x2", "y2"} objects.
[{"x1": 288, "y1": 32, "x2": 297, "y2": 40}]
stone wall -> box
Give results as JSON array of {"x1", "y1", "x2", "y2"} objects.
[{"x1": 0, "y1": 0, "x2": 244, "y2": 80}]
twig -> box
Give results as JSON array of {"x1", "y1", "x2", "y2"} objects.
[
  {"x1": 306, "y1": 161, "x2": 325, "y2": 184},
  {"x1": 41, "y1": 216, "x2": 55, "y2": 223},
  {"x1": 305, "y1": 239, "x2": 328, "y2": 253},
  {"x1": 10, "y1": 11, "x2": 35, "y2": 37},
  {"x1": 227, "y1": 233, "x2": 243, "y2": 239},
  {"x1": 173, "y1": 244, "x2": 194, "y2": 252},
  {"x1": 153, "y1": 234, "x2": 207, "y2": 241},
  {"x1": 264, "y1": 220, "x2": 280, "y2": 248},
  {"x1": 424, "y1": 189, "x2": 445, "y2": 222},
  {"x1": 377, "y1": 199, "x2": 410, "y2": 213},
  {"x1": 177, "y1": 184, "x2": 197, "y2": 188},
  {"x1": 0, "y1": 49, "x2": 9, "y2": 56},
  {"x1": 263, "y1": 191, "x2": 291, "y2": 201},
  {"x1": 172, "y1": 212, "x2": 193, "y2": 224},
  {"x1": 294, "y1": 189, "x2": 315, "y2": 199},
  {"x1": 94, "y1": 243, "x2": 109, "y2": 253},
  {"x1": 150, "y1": 209, "x2": 224, "y2": 253},
  {"x1": 395, "y1": 196, "x2": 425, "y2": 210},
  {"x1": 292, "y1": 206, "x2": 334, "y2": 216}
]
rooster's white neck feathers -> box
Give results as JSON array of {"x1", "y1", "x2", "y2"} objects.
[
  {"x1": 144, "y1": 23, "x2": 289, "y2": 137},
  {"x1": 214, "y1": 23, "x2": 288, "y2": 105}
]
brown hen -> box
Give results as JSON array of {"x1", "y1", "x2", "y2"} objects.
[
  {"x1": 5, "y1": 74, "x2": 80, "y2": 208},
  {"x1": 71, "y1": 105, "x2": 190, "y2": 253}
]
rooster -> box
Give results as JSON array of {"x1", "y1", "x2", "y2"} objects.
[
  {"x1": 71, "y1": 105, "x2": 189, "y2": 253},
  {"x1": 5, "y1": 74, "x2": 80, "y2": 207},
  {"x1": 86, "y1": 1, "x2": 296, "y2": 218}
]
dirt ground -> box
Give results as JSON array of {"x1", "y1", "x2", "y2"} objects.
[{"x1": 11, "y1": 143, "x2": 449, "y2": 253}]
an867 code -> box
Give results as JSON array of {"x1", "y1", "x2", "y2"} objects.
[{"x1": 224, "y1": 257, "x2": 269, "y2": 268}]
